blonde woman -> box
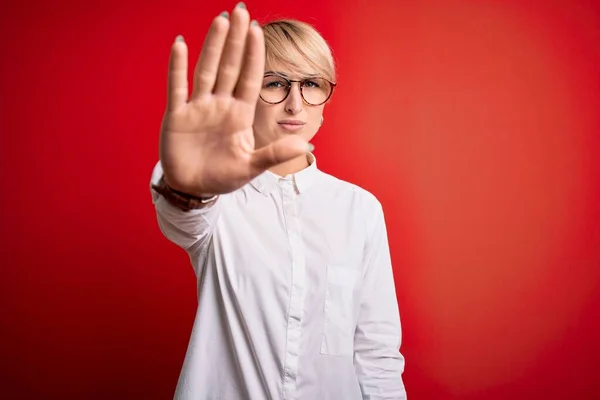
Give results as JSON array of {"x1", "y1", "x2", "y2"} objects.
[{"x1": 150, "y1": 2, "x2": 407, "y2": 399}]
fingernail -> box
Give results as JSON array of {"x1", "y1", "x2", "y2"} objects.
[
  {"x1": 236, "y1": 2, "x2": 246, "y2": 9},
  {"x1": 307, "y1": 143, "x2": 315, "y2": 152},
  {"x1": 175, "y1": 35, "x2": 184, "y2": 42},
  {"x1": 220, "y1": 11, "x2": 229, "y2": 19},
  {"x1": 251, "y1": 20, "x2": 259, "y2": 27}
]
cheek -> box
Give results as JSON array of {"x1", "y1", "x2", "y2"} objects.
[
  {"x1": 310, "y1": 107, "x2": 325, "y2": 128},
  {"x1": 301, "y1": 110, "x2": 324, "y2": 141},
  {"x1": 253, "y1": 106, "x2": 278, "y2": 145},
  {"x1": 253, "y1": 107, "x2": 266, "y2": 127},
  {"x1": 253, "y1": 105, "x2": 276, "y2": 128}
]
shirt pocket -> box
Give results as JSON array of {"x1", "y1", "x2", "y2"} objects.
[{"x1": 320, "y1": 263, "x2": 360, "y2": 356}]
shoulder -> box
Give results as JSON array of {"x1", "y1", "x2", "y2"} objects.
[{"x1": 317, "y1": 171, "x2": 384, "y2": 215}]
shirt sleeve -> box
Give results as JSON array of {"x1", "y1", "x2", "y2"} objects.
[
  {"x1": 149, "y1": 161, "x2": 221, "y2": 256},
  {"x1": 354, "y1": 201, "x2": 407, "y2": 399}
]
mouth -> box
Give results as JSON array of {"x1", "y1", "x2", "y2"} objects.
[{"x1": 278, "y1": 120, "x2": 306, "y2": 132}]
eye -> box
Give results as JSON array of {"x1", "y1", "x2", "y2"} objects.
[
  {"x1": 303, "y1": 80, "x2": 320, "y2": 88},
  {"x1": 263, "y1": 76, "x2": 289, "y2": 89},
  {"x1": 265, "y1": 81, "x2": 283, "y2": 88}
]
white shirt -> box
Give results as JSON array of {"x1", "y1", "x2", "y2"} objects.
[{"x1": 150, "y1": 154, "x2": 407, "y2": 400}]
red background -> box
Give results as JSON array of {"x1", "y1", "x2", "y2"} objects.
[{"x1": 1, "y1": 0, "x2": 599, "y2": 398}]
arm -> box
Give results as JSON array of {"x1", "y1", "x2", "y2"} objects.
[
  {"x1": 354, "y1": 202, "x2": 407, "y2": 399},
  {"x1": 154, "y1": 14, "x2": 310, "y2": 249},
  {"x1": 150, "y1": 161, "x2": 221, "y2": 255}
]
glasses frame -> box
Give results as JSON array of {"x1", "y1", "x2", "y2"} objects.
[{"x1": 259, "y1": 72, "x2": 337, "y2": 106}]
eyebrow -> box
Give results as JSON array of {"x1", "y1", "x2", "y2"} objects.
[{"x1": 264, "y1": 70, "x2": 320, "y2": 79}]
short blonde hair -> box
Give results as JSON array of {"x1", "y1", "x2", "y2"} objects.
[{"x1": 261, "y1": 19, "x2": 336, "y2": 83}]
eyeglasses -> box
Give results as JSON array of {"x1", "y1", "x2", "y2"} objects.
[{"x1": 259, "y1": 72, "x2": 337, "y2": 106}]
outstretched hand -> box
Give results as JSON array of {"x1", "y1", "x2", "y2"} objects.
[{"x1": 159, "y1": 4, "x2": 312, "y2": 197}]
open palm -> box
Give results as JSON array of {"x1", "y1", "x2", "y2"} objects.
[{"x1": 159, "y1": 5, "x2": 310, "y2": 197}]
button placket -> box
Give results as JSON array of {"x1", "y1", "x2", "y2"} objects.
[{"x1": 280, "y1": 178, "x2": 306, "y2": 399}]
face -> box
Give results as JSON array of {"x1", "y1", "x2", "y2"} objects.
[{"x1": 253, "y1": 62, "x2": 332, "y2": 149}]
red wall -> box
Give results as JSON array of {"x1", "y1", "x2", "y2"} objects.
[{"x1": 1, "y1": 0, "x2": 599, "y2": 398}]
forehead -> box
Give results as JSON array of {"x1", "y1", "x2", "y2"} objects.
[
  {"x1": 264, "y1": 59, "x2": 319, "y2": 79},
  {"x1": 263, "y1": 71, "x2": 320, "y2": 81}
]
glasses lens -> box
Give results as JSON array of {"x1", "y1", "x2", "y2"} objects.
[
  {"x1": 260, "y1": 75, "x2": 334, "y2": 105},
  {"x1": 260, "y1": 75, "x2": 289, "y2": 103},
  {"x1": 302, "y1": 78, "x2": 332, "y2": 105}
]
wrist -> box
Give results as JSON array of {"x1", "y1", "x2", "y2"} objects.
[
  {"x1": 163, "y1": 175, "x2": 216, "y2": 198},
  {"x1": 153, "y1": 175, "x2": 218, "y2": 211}
]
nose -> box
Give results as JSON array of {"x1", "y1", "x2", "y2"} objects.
[{"x1": 284, "y1": 82, "x2": 303, "y2": 114}]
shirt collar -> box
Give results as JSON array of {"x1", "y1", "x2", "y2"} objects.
[{"x1": 250, "y1": 153, "x2": 319, "y2": 196}]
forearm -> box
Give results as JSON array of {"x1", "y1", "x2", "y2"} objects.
[
  {"x1": 354, "y1": 201, "x2": 407, "y2": 399},
  {"x1": 354, "y1": 322, "x2": 406, "y2": 399},
  {"x1": 150, "y1": 161, "x2": 220, "y2": 251},
  {"x1": 354, "y1": 279, "x2": 406, "y2": 399}
]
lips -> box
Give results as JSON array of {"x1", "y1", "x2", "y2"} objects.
[
  {"x1": 278, "y1": 120, "x2": 306, "y2": 132},
  {"x1": 278, "y1": 120, "x2": 305, "y2": 125}
]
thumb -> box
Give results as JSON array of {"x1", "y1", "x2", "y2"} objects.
[{"x1": 250, "y1": 136, "x2": 314, "y2": 172}]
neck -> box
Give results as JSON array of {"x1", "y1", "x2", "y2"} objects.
[{"x1": 269, "y1": 154, "x2": 310, "y2": 177}]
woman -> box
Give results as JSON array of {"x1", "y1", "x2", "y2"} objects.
[{"x1": 150, "y1": 3, "x2": 407, "y2": 399}]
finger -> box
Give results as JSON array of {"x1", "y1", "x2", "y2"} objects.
[
  {"x1": 214, "y1": 4, "x2": 251, "y2": 95},
  {"x1": 167, "y1": 35, "x2": 189, "y2": 111},
  {"x1": 250, "y1": 137, "x2": 314, "y2": 173},
  {"x1": 234, "y1": 20, "x2": 265, "y2": 103},
  {"x1": 191, "y1": 13, "x2": 230, "y2": 99}
]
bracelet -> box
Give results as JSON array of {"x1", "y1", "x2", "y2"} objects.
[{"x1": 152, "y1": 175, "x2": 218, "y2": 212}]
